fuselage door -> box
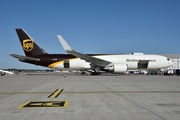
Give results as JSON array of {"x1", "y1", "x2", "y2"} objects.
[
  {"x1": 137, "y1": 60, "x2": 149, "y2": 69},
  {"x1": 63, "y1": 59, "x2": 70, "y2": 68}
]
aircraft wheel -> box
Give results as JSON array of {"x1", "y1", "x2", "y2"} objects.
[{"x1": 91, "y1": 72, "x2": 101, "y2": 75}]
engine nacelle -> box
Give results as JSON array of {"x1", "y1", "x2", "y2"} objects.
[
  {"x1": 104, "y1": 63, "x2": 128, "y2": 73},
  {"x1": 0, "y1": 72, "x2": 5, "y2": 76}
]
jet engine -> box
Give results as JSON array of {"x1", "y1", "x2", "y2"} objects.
[
  {"x1": 0, "y1": 72, "x2": 5, "y2": 76},
  {"x1": 104, "y1": 63, "x2": 128, "y2": 73}
]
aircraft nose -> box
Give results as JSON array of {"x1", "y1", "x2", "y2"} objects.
[{"x1": 169, "y1": 61, "x2": 174, "y2": 66}]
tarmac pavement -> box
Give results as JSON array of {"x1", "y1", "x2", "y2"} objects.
[{"x1": 0, "y1": 72, "x2": 180, "y2": 120}]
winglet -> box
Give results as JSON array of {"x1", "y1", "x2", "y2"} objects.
[{"x1": 57, "y1": 35, "x2": 73, "y2": 52}]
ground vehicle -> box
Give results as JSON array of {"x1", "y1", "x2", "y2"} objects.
[
  {"x1": 175, "y1": 69, "x2": 180, "y2": 76},
  {"x1": 163, "y1": 69, "x2": 173, "y2": 76}
]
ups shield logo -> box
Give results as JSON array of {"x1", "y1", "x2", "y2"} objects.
[{"x1": 23, "y1": 39, "x2": 34, "y2": 51}]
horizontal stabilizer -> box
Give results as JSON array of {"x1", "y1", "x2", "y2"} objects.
[{"x1": 9, "y1": 54, "x2": 40, "y2": 61}]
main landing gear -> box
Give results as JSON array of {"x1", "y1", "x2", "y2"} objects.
[
  {"x1": 91, "y1": 72, "x2": 101, "y2": 75},
  {"x1": 90, "y1": 66, "x2": 102, "y2": 75}
]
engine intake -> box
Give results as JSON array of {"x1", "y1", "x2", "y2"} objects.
[
  {"x1": 104, "y1": 63, "x2": 128, "y2": 73},
  {"x1": 0, "y1": 72, "x2": 5, "y2": 76}
]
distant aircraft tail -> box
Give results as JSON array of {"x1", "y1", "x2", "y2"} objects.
[{"x1": 15, "y1": 29, "x2": 48, "y2": 57}]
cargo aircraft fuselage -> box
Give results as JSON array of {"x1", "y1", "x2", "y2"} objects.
[{"x1": 10, "y1": 29, "x2": 173, "y2": 75}]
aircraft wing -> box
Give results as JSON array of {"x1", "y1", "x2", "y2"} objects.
[
  {"x1": 0, "y1": 69, "x2": 14, "y2": 74},
  {"x1": 57, "y1": 35, "x2": 111, "y2": 67},
  {"x1": 9, "y1": 54, "x2": 40, "y2": 61}
]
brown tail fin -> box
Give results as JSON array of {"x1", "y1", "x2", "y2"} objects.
[{"x1": 15, "y1": 29, "x2": 48, "y2": 57}]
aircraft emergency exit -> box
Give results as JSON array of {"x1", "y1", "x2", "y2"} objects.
[{"x1": 10, "y1": 29, "x2": 173, "y2": 75}]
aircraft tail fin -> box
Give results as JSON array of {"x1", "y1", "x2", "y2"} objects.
[{"x1": 15, "y1": 29, "x2": 48, "y2": 57}]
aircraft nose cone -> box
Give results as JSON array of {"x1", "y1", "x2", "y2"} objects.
[{"x1": 169, "y1": 61, "x2": 173, "y2": 66}]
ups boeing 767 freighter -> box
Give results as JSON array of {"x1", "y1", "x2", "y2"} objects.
[{"x1": 10, "y1": 29, "x2": 173, "y2": 75}]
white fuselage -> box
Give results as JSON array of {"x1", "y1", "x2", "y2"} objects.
[
  {"x1": 0, "y1": 69, "x2": 14, "y2": 75},
  {"x1": 50, "y1": 54, "x2": 173, "y2": 71}
]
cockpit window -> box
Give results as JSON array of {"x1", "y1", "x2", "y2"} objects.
[{"x1": 167, "y1": 58, "x2": 170, "y2": 61}]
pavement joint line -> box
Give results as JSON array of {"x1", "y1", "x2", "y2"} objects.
[
  {"x1": 0, "y1": 90, "x2": 180, "y2": 94},
  {"x1": 0, "y1": 92, "x2": 52, "y2": 94},
  {"x1": 91, "y1": 80, "x2": 167, "y2": 120},
  {"x1": 61, "y1": 91, "x2": 180, "y2": 93}
]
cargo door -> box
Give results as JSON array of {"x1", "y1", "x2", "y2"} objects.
[
  {"x1": 63, "y1": 59, "x2": 70, "y2": 68},
  {"x1": 137, "y1": 60, "x2": 149, "y2": 69}
]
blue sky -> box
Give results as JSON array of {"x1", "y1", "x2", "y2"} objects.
[{"x1": 0, "y1": 0, "x2": 180, "y2": 69}]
